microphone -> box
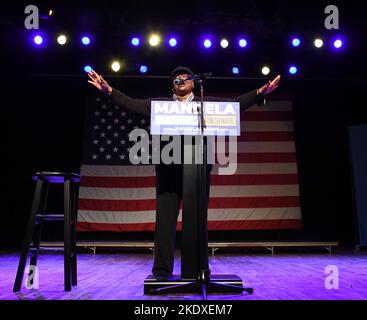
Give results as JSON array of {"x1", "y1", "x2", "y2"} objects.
[
  {"x1": 173, "y1": 78, "x2": 185, "y2": 85},
  {"x1": 173, "y1": 72, "x2": 213, "y2": 85}
]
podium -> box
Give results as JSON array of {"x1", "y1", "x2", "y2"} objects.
[{"x1": 144, "y1": 80, "x2": 253, "y2": 299}]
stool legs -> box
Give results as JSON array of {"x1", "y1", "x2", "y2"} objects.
[
  {"x1": 71, "y1": 182, "x2": 78, "y2": 286},
  {"x1": 13, "y1": 179, "x2": 44, "y2": 292},
  {"x1": 64, "y1": 178, "x2": 72, "y2": 291}
]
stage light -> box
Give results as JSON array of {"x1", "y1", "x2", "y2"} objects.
[
  {"x1": 148, "y1": 34, "x2": 161, "y2": 46},
  {"x1": 48, "y1": 9, "x2": 54, "y2": 17},
  {"x1": 84, "y1": 65, "x2": 92, "y2": 73},
  {"x1": 57, "y1": 34, "x2": 67, "y2": 45},
  {"x1": 232, "y1": 67, "x2": 239, "y2": 75},
  {"x1": 333, "y1": 39, "x2": 343, "y2": 49},
  {"x1": 261, "y1": 66, "x2": 270, "y2": 75},
  {"x1": 220, "y1": 39, "x2": 229, "y2": 48},
  {"x1": 168, "y1": 38, "x2": 177, "y2": 47},
  {"x1": 131, "y1": 37, "x2": 140, "y2": 46},
  {"x1": 111, "y1": 61, "x2": 121, "y2": 72},
  {"x1": 289, "y1": 65, "x2": 298, "y2": 75},
  {"x1": 314, "y1": 38, "x2": 324, "y2": 48},
  {"x1": 238, "y1": 38, "x2": 247, "y2": 48},
  {"x1": 140, "y1": 65, "x2": 148, "y2": 73},
  {"x1": 203, "y1": 39, "x2": 212, "y2": 48},
  {"x1": 291, "y1": 38, "x2": 301, "y2": 47},
  {"x1": 33, "y1": 35, "x2": 43, "y2": 45},
  {"x1": 81, "y1": 36, "x2": 91, "y2": 46}
]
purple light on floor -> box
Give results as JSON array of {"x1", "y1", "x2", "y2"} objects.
[
  {"x1": 203, "y1": 39, "x2": 212, "y2": 48},
  {"x1": 333, "y1": 39, "x2": 343, "y2": 49},
  {"x1": 81, "y1": 36, "x2": 91, "y2": 46},
  {"x1": 84, "y1": 65, "x2": 92, "y2": 73},
  {"x1": 33, "y1": 35, "x2": 43, "y2": 45},
  {"x1": 131, "y1": 37, "x2": 140, "y2": 46},
  {"x1": 168, "y1": 38, "x2": 177, "y2": 47}
]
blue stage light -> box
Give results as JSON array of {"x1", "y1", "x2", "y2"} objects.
[
  {"x1": 81, "y1": 36, "x2": 91, "y2": 46},
  {"x1": 292, "y1": 38, "x2": 301, "y2": 47},
  {"x1": 333, "y1": 39, "x2": 343, "y2": 49},
  {"x1": 289, "y1": 65, "x2": 298, "y2": 75},
  {"x1": 203, "y1": 39, "x2": 212, "y2": 48},
  {"x1": 232, "y1": 67, "x2": 239, "y2": 75},
  {"x1": 238, "y1": 39, "x2": 247, "y2": 48},
  {"x1": 33, "y1": 35, "x2": 43, "y2": 45},
  {"x1": 168, "y1": 38, "x2": 177, "y2": 47},
  {"x1": 84, "y1": 65, "x2": 92, "y2": 73},
  {"x1": 131, "y1": 37, "x2": 140, "y2": 46},
  {"x1": 140, "y1": 65, "x2": 148, "y2": 73}
]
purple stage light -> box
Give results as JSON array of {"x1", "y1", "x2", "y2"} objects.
[
  {"x1": 140, "y1": 65, "x2": 148, "y2": 73},
  {"x1": 168, "y1": 38, "x2": 177, "y2": 47},
  {"x1": 232, "y1": 67, "x2": 239, "y2": 75},
  {"x1": 81, "y1": 36, "x2": 91, "y2": 46},
  {"x1": 84, "y1": 65, "x2": 92, "y2": 73},
  {"x1": 131, "y1": 37, "x2": 140, "y2": 46},
  {"x1": 33, "y1": 35, "x2": 43, "y2": 45},
  {"x1": 291, "y1": 38, "x2": 301, "y2": 47},
  {"x1": 203, "y1": 39, "x2": 212, "y2": 48},
  {"x1": 238, "y1": 38, "x2": 247, "y2": 48},
  {"x1": 333, "y1": 39, "x2": 343, "y2": 49},
  {"x1": 289, "y1": 65, "x2": 298, "y2": 75}
]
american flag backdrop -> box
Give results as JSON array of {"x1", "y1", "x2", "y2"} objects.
[{"x1": 77, "y1": 93, "x2": 302, "y2": 232}]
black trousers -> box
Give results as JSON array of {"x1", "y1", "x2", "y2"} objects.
[{"x1": 152, "y1": 163, "x2": 211, "y2": 278}]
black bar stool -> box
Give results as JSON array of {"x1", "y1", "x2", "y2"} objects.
[{"x1": 13, "y1": 172, "x2": 80, "y2": 292}]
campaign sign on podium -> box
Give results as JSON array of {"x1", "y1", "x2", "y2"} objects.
[{"x1": 150, "y1": 100, "x2": 240, "y2": 136}]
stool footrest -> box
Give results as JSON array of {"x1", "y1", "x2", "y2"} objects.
[
  {"x1": 36, "y1": 214, "x2": 65, "y2": 221},
  {"x1": 29, "y1": 247, "x2": 65, "y2": 253}
]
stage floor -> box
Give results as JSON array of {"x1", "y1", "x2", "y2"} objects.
[{"x1": 1, "y1": 251, "x2": 366, "y2": 300}]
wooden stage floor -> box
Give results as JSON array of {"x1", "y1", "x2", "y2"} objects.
[{"x1": 1, "y1": 251, "x2": 366, "y2": 300}]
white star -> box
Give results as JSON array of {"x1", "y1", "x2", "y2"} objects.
[
  {"x1": 141, "y1": 119, "x2": 146, "y2": 124},
  {"x1": 114, "y1": 118, "x2": 119, "y2": 124},
  {"x1": 134, "y1": 125, "x2": 139, "y2": 129},
  {"x1": 107, "y1": 111, "x2": 113, "y2": 116},
  {"x1": 105, "y1": 154, "x2": 111, "y2": 160},
  {"x1": 127, "y1": 147, "x2": 131, "y2": 153},
  {"x1": 113, "y1": 132, "x2": 119, "y2": 138},
  {"x1": 114, "y1": 105, "x2": 119, "y2": 110},
  {"x1": 93, "y1": 125, "x2": 99, "y2": 130},
  {"x1": 120, "y1": 125, "x2": 126, "y2": 130},
  {"x1": 96, "y1": 97, "x2": 101, "y2": 102},
  {"x1": 113, "y1": 147, "x2": 119, "y2": 152},
  {"x1": 94, "y1": 111, "x2": 100, "y2": 116},
  {"x1": 99, "y1": 147, "x2": 105, "y2": 152},
  {"x1": 120, "y1": 154, "x2": 125, "y2": 160},
  {"x1": 107, "y1": 125, "x2": 112, "y2": 130},
  {"x1": 121, "y1": 112, "x2": 126, "y2": 117},
  {"x1": 93, "y1": 140, "x2": 99, "y2": 144},
  {"x1": 101, "y1": 104, "x2": 107, "y2": 109},
  {"x1": 120, "y1": 139, "x2": 126, "y2": 145},
  {"x1": 100, "y1": 132, "x2": 106, "y2": 137},
  {"x1": 106, "y1": 140, "x2": 112, "y2": 144},
  {"x1": 92, "y1": 154, "x2": 98, "y2": 159},
  {"x1": 127, "y1": 119, "x2": 132, "y2": 124},
  {"x1": 101, "y1": 118, "x2": 106, "y2": 123}
]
